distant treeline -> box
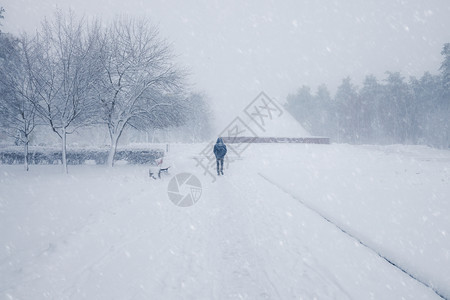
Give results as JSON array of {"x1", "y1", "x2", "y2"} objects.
[{"x1": 286, "y1": 43, "x2": 450, "y2": 148}]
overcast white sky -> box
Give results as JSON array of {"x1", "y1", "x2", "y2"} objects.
[{"x1": 2, "y1": 0, "x2": 450, "y2": 129}]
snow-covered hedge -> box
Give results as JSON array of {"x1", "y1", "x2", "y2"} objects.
[{"x1": 0, "y1": 147, "x2": 164, "y2": 165}]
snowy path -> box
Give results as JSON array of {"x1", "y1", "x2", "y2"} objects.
[{"x1": 1, "y1": 143, "x2": 448, "y2": 299}]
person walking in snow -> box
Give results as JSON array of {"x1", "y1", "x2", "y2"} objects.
[{"x1": 213, "y1": 137, "x2": 227, "y2": 176}]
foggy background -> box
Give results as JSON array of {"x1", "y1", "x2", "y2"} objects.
[{"x1": 3, "y1": 0, "x2": 450, "y2": 130}]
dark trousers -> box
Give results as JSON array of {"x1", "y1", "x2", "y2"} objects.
[{"x1": 216, "y1": 158, "x2": 224, "y2": 174}]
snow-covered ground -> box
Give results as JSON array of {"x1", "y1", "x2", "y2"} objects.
[{"x1": 0, "y1": 143, "x2": 449, "y2": 299}]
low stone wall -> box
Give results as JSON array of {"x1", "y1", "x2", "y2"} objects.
[{"x1": 222, "y1": 136, "x2": 330, "y2": 144}]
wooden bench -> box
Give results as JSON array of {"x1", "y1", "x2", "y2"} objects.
[{"x1": 149, "y1": 157, "x2": 170, "y2": 179}]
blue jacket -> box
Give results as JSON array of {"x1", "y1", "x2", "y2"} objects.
[{"x1": 213, "y1": 138, "x2": 227, "y2": 159}]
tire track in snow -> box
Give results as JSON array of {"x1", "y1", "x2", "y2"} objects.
[
  {"x1": 223, "y1": 176, "x2": 287, "y2": 300},
  {"x1": 224, "y1": 173, "x2": 353, "y2": 299},
  {"x1": 208, "y1": 175, "x2": 282, "y2": 299},
  {"x1": 259, "y1": 172, "x2": 447, "y2": 300}
]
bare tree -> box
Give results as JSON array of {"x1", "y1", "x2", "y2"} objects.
[
  {"x1": 24, "y1": 11, "x2": 101, "y2": 173},
  {"x1": 96, "y1": 17, "x2": 185, "y2": 166},
  {"x1": 0, "y1": 33, "x2": 39, "y2": 171}
]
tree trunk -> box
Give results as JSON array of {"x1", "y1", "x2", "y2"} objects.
[
  {"x1": 107, "y1": 135, "x2": 119, "y2": 167},
  {"x1": 24, "y1": 140, "x2": 29, "y2": 172},
  {"x1": 107, "y1": 122, "x2": 127, "y2": 167},
  {"x1": 62, "y1": 127, "x2": 68, "y2": 174}
]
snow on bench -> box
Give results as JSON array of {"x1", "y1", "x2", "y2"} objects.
[{"x1": 149, "y1": 157, "x2": 170, "y2": 179}]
